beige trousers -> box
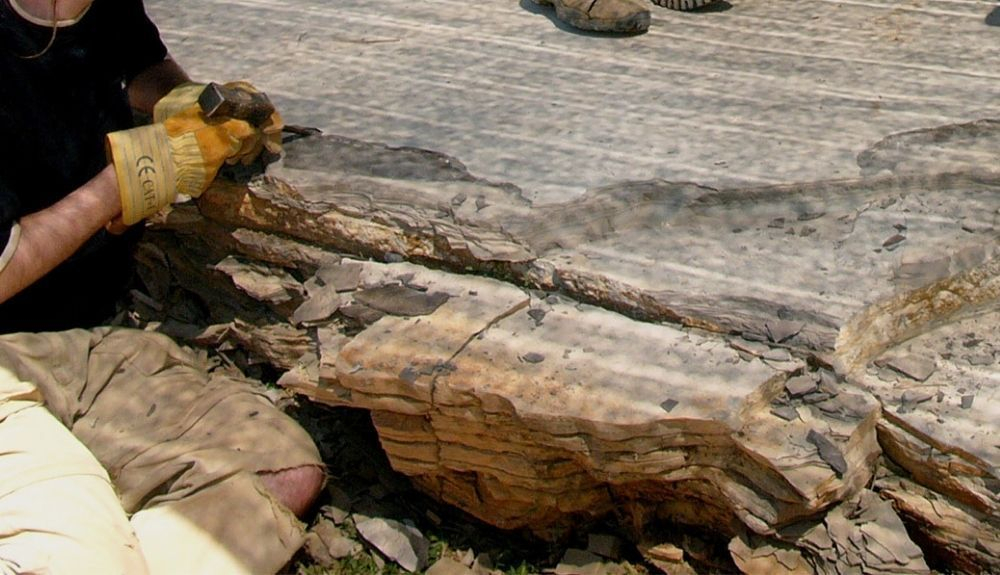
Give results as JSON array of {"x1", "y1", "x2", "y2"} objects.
[{"x1": 0, "y1": 328, "x2": 323, "y2": 575}]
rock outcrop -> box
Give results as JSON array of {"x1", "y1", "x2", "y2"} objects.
[{"x1": 134, "y1": 120, "x2": 999, "y2": 573}]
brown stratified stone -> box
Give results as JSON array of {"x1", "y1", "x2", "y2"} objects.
[{"x1": 140, "y1": 124, "x2": 999, "y2": 572}]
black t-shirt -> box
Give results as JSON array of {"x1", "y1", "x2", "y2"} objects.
[{"x1": 0, "y1": 0, "x2": 167, "y2": 333}]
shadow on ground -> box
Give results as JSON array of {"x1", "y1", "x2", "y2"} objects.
[{"x1": 987, "y1": 6, "x2": 1000, "y2": 26}]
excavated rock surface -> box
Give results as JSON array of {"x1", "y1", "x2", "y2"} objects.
[{"x1": 137, "y1": 120, "x2": 999, "y2": 574}]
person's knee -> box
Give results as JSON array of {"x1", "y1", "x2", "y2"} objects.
[
  {"x1": 257, "y1": 464, "x2": 326, "y2": 517},
  {"x1": 0, "y1": 406, "x2": 149, "y2": 575}
]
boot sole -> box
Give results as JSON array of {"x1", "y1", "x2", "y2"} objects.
[
  {"x1": 533, "y1": 0, "x2": 650, "y2": 33},
  {"x1": 651, "y1": 0, "x2": 719, "y2": 10},
  {"x1": 554, "y1": 4, "x2": 651, "y2": 32}
]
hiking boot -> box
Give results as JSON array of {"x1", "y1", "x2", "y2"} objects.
[
  {"x1": 532, "y1": 0, "x2": 651, "y2": 33},
  {"x1": 651, "y1": 0, "x2": 720, "y2": 10}
]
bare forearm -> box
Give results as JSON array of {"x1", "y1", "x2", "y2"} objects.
[
  {"x1": 127, "y1": 57, "x2": 191, "y2": 114},
  {"x1": 0, "y1": 166, "x2": 121, "y2": 304}
]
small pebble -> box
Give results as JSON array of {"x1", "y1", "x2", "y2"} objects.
[{"x1": 521, "y1": 352, "x2": 545, "y2": 364}]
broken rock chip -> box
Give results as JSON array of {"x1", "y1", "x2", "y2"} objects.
[
  {"x1": 883, "y1": 233, "x2": 907, "y2": 250},
  {"x1": 639, "y1": 541, "x2": 698, "y2": 575},
  {"x1": 587, "y1": 534, "x2": 623, "y2": 560},
  {"x1": 770, "y1": 405, "x2": 799, "y2": 422},
  {"x1": 728, "y1": 533, "x2": 811, "y2": 575},
  {"x1": 806, "y1": 429, "x2": 848, "y2": 477},
  {"x1": 354, "y1": 516, "x2": 429, "y2": 572},
  {"x1": 785, "y1": 375, "x2": 818, "y2": 397},
  {"x1": 317, "y1": 261, "x2": 364, "y2": 292},
  {"x1": 213, "y1": 256, "x2": 304, "y2": 306},
  {"x1": 304, "y1": 518, "x2": 362, "y2": 566},
  {"x1": 882, "y1": 354, "x2": 937, "y2": 382},
  {"x1": 790, "y1": 490, "x2": 929, "y2": 574},
  {"x1": 291, "y1": 286, "x2": 343, "y2": 325},
  {"x1": 554, "y1": 549, "x2": 614, "y2": 575},
  {"x1": 899, "y1": 388, "x2": 936, "y2": 409},
  {"x1": 339, "y1": 302, "x2": 386, "y2": 327},
  {"x1": 425, "y1": 557, "x2": 475, "y2": 575},
  {"x1": 766, "y1": 320, "x2": 805, "y2": 344},
  {"x1": 354, "y1": 284, "x2": 451, "y2": 316},
  {"x1": 520, "y1": 351, "x2": 545, "y2": 364}
]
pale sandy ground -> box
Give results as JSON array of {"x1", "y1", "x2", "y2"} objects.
[{"x1": 145, "y1": 0, "x2": 999, "y2": 203}]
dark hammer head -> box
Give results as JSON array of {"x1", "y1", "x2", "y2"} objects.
[{"x1": 197, "y1": 82, "x2": 276, "y2": 127}]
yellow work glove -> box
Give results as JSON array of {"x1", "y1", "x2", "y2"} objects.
[
  {"x1": 106, "y1": 109, "x2": 259, "y2": 225},
  {"x1": 152, "y1": 81, "x2": 206, "y2": 123},
  {"x1": 154, "y1": 81, "x2": 284, "y2": 156}
]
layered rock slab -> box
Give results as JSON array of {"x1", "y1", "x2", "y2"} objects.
[
  {"x1": 200, "y1": 132, "x2": 1000, "y2": 378},
  {"x1": 857, "y1": 308, "x2": 1000, "y2": 573},
  {"x1": 534, "y1": 173, "x2": 1000, "y2": 374},
  {"x1": 139, "y1": 210, "x2": 888, "y2": 552},
  {"x1": 273, "y1": 259, "x2": 880, "y2": 541},
  {"x1": 135, "y1": 122, "x2": 1000, "y2": 571}
]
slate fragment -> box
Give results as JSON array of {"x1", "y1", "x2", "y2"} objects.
[
  {"x1": 520, "y1": 352, "x2": 545, "y2": 364},
  {"x1": 426, "y1": 557, "x2": 475, "y2": 575},
  {"x1": 785, "y1": 375, "x2": 818, "y2": 397},
  {"x1": 399, "y1": 366, "x2": 421, "y2": 383},
  {"x1": 354, "y1": 285, "x2": 450, "y2": 316},
  {"x1": 527, "y1": 308, "x2": 547, "y2": 325},
  {"x1": 317, "y1": 262, "x2": 364, "y2": 292},
  {"x1": 814, "y1": 393, "x2": 870, "y2": 422},
  {"x1": 762, "y1": 348, "x2": 793, "y2": 362},
  {"x1": 304, "y1": 518, "x2": 362, "y2": 566},
  {"x1": 766, "y1": 320, "x2": 804, "y2": 344},
  {"x1": 797, "y1": 211, "x2": 825, "y2": 221},
  {"x1": 883, "y1": 233, "x2": 906, "y2": 250},
  {"x1": 554, "y1": 549, "x2": 606, "y2": 575},
  {"x1": 291, "y1": 286, "x2": 343, "y2": 325},
  {"x1": 770, "y1": 405, "x2": 799, "y2": 421},
  {"x1": 965, "y1": 353, "x2": 995, "y2": 366},
  {"x1": 339, "y1": 303, "x2": 386, "y2": 326},
  {"x1": 640, "y1": 542, "x2": 697, "y2": 575},
  {"x1": 883, "y1": 354, "x2": 937, "y2": 382},
  {"x1": 807, "y1": 429, "x2": 848, "y2": 477},
  {"x1": 214, "y1": 256, "x2": 304, "y2": 305},
  {"x1": 730, "y1": 339, "x2": 771, "y2": 356},
  {"x1": 900, "y1": 389, "x2": 935, "y2": 407},
  {"x1": 354, "y1": 516, "x2": 429, "y2": 572},
  {"x1": 587, "y1": 534, "x2": 622, "y2": 560},
  {"x1": 729, "y1": 534, "x2": 811, "y2": 575},
  {"x1": 322, "y1": 490, "x2": 352, "y2": 524}
]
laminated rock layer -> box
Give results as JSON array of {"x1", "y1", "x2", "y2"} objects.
[{"x1": 137, "y1": 121, "x2": 999, "y2": 573}]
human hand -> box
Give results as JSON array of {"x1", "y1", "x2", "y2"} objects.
[
  {"x1": 155, "y1": 81, "x2": 283, "y2": 157},
  {"x1": 106, "y1": 112, "x2": 262, "y2": 225}
]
